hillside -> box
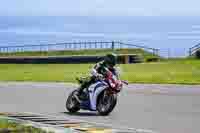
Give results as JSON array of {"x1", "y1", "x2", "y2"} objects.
[{"x1": 0, "y1": 48, "x2": 158, "y2": 60}]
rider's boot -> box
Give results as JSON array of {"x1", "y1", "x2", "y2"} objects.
[
  {"x1": 75, "y1": 80, "x2": 91, "y2": 102},
  {"x1": 74, "y1": 87, "x2": 85, "y2": 102}
]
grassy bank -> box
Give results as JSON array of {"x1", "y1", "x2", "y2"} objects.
[
  {"x1": 0, "y1": 119, "x2": 52, "y2": 133},
  {"x1": 0, "y1": 48, "x2": 157, "y2": 60},
  {"x1": 0, "y1": 59, "x2": 199, "y2": 84}
]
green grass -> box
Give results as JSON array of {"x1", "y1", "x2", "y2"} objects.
[
  {"x1": 122, "y1": 59, "x2": 200, "y2": 84},
  {"x1": 0, "y1": 48, "x2": 157, "y2": 60},
  {"x1": 0, "y1": 59, "x2": 200, "y2": 84},
  {"x1": 0, "y1": 119, "x2": 53, "y2": 133}
]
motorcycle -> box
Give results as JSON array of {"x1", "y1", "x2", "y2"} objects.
[{"x1": 66, "y1": 67, "x2": 128, "y2": 116}]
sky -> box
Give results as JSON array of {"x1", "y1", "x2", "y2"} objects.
[{"x1": 0, "y1": 0, "x2": 200, "y2": 16}]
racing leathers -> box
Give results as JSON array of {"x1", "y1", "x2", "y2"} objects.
[{"x1": 77, "y1": 61, "x2": 116, "y2": 95}]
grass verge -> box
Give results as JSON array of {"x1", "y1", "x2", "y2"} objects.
[
  {"x1": 0, "y1": 59, "x2": 199, "y2": 84},
  {"x1": 0, "y1": 119, "x2": 52, "y2": 133}
]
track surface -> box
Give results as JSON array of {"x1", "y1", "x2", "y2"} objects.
[{"x1": 0, "y1": 82, "x2": 200, "y2": 133}]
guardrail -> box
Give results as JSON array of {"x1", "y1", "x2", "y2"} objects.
[
  {"x1": 189, "y1": 43, "x2": 200, "y2": 56},
  {"x1": 0, "y1": 41, "x2": 159, "y2": 56}
]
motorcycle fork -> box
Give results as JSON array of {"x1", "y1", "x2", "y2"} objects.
[{"x1": 103, "y1": 89, "x2": 114, "y2": 103}]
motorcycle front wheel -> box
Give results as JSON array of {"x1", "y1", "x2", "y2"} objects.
[
  {"x1": 97, "y1": 90, "x2": 117, "y2": 116},
  {"x1": 66, "y1": 90, "x2": 80, "y2": 113}
]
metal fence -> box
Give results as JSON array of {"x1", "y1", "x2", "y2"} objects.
[
  {"x1": 158, "y1": 48, "x2": 188, "y2": 58},
  {"x1": 0, "y1": 41, "x2": 159, "y2": 56}
]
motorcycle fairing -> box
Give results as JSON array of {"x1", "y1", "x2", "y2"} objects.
[
  {"x1": 88, "y1": 81, "x2": 108, "y2": 111},
  {"x1": 80, "y1": 100, "x2": 91, "y2": 110}
]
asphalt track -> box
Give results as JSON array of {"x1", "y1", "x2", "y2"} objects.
[{"x1": 0, "y1": 82, "x2": 200, "y2": 133}]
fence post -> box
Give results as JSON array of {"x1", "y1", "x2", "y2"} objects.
[
  {"x1": 111, "y1": 41, "x2": 115, "y2": 50},
  {"x1": 152, "y1": 49, "x2": 155, "y2": 55},
  {"x1": 84, "y1": 42, "x2": 87, "y2": 49},
  {"x1": 100, "y1": 42, "x2": 103, "y2": 49},
  {"x1": 189, "y1": 48, "x2": 192, "y2": 56},
  {"x1": 153, "y1": 49, "x2": 156, "y2": 56},
  {"x1": 95, "y1": 42, "x2": 97, "y2": 49},
  {"x1": 89, "y1": 42, "x2": 92, "y2": 49}
]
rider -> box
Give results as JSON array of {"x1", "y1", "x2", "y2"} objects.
[{"x1": 76, "y1": 53, "x2": 118, "y2": 100}]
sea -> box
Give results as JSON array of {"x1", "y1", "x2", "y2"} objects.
[{"x1": 0, "y1": 16, "x2": 200, "y2": 57}]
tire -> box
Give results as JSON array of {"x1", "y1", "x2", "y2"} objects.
[
  {"x1": 97, "y1": 90, "x2": 117, "y2": 116},
  {"x1": 66, "y1": 90, "x2": 80, "y2": 113}
]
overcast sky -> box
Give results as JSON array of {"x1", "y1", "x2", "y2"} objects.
[{"x1": 0, "y1": 0, "x2": 200, "y2": 16}]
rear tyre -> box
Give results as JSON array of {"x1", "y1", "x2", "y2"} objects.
[
  {"x1": 66, "y1": 90, "x2": 80, "y2": 113},
  {"x1": 97, "y1": 90, "x2": 117, "y2": 116}
]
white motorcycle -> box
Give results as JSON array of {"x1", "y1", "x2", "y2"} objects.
[{"x1": 66, "y1": 68, "x2": 128, "y2": 116}]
